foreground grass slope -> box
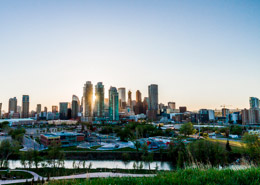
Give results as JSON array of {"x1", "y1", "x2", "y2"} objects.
[{"x1": 48, "y1": 168, "x2": 260, "y2": 185}]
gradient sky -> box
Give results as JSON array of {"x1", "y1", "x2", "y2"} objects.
[{"x1": 0, "y1": 0, "x2": 260, "y2": 112}]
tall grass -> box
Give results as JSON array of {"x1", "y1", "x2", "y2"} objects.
[{"x1": 47, "y1": 167, "x2": 260, "y2": 185}]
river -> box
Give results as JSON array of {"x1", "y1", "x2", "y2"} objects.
[{"x1": 7, "y1": 160, "x2": 173, "y2": 170}]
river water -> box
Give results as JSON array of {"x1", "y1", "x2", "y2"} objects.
[{"x1": 8, "y1": 160, "x2": 173, "y2": 170}]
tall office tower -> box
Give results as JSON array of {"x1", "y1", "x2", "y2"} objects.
[
  {"x1": 136, "y1": 90, "x2": 142, "y2": 103},
  {"x1": 143, "y1": 97, "x2": 149, "y2": 114},
  {"x1": 0, "y1": 103, "x2": 1, "y2": 118},
  {"x1": 8, "y1": 97, "x2": 17, "y2": 113},
  {"x1": 168, "y1": 102, "x2": 176, "y2": 109},
  {"x1": 250, "y1": 97, "x2": 259, "y2": 109},
  {"x1": 118, "y1": 88, "x2": 126, "y2": 109},
  {"x1": 148, "y1": 84, "x2": 158, "y2": 120},
  {"x1": 44, "y1": 107, "x2": 48, "y2": 113},
  {"x1": 59, "y1": 102, "x2": 70, "y2": 120},
  {"x1": 109, "y1": 87, "x2": 119, "y2": 121},
  {"x1": 52, "y1": 106, "x2": 58, "y2": 113},
  {"x1": 134, "y1": 90, "x2": 143, "y2": 114},
  {"x1": 95, "y1": 82, "x2": 105, "y2": 117},
  {"x1": 22, "y1": 95, "x2": 30, "y2": 118},
  {"x1": 179, "y1": 106, "x2": 187, "y2": 113},
  {"x1": 83, "y1": 81, "x2": 93, "y2": 119},
  {"x1": 72, "y1": 95, "x2": 80, "y2": 119},
  {"x1": 128, "y1": 90, "x2": 132, "y2": 108},
  {"x1": 36, "y1": 104, "x2": 41, "y2": 114}
]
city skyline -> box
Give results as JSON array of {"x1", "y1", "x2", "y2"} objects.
[
  {"x1": 1, "y1": 0, "x2": 260, "y2": 111},
  {"x1": 0, "y1": 81, "x2": 259, "y2": 113}
]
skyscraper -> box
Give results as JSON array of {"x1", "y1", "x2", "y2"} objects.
[
  {"x1": 250, "y1": 97, "x2": 259, "y2": 109},
  {"x1": 22, "y1": 95, "x2": 30, "y2": 118},
  {"x1": 118, "y1": 88, "x2": 126, "y2": 109},
  {"x1": 8, "y1": 97, "x2": 17, "y2": 113},
  {"x1": 148, "y1": 84, "x2": 158, "y2": 120},
  {"x1": 59, "y1": 102, "x2": 70, "y2": 120},
  {"x1": 109, "y1": 86, "x2": 119, "y2": 121},
  {"x1": 36, "y1": 104, "x2": 41, "y2": 114},
  {"x1": 95, "y1": 82, "x2": 105, "y2": 117},
  {"x1": 83, "y1": 81, "x2": 93, "y2": 119},
  {"x1": 72, "y1": 95, "x2": 80, "y2": 119},
  {"x1": 134, "y1": 90, "x2": 143, "y2": 114},
  {"x1": 128, "y1": 90, "x2": 132, "y2": 108},
  {"x1": 44, "y1": 107, "x2": 48, "y2": 113},
  {"x1": 52, "y1": 106, "x2": 58, "y2": 113},
  {"x1": 136, "y1": 90, "x2": 142, "y2": 103}
]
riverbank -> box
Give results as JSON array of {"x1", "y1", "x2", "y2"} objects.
[{"x1": 47, "y1": 167, "x2": 260, "y2": 185}]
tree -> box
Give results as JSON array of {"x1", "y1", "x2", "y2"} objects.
[
  {"x1": 179, "y1": 123, "x2": 196, "y2": 137},
  {"x1": 242, "y1": 133, "x2": 260, "y2": 164},
  {"x1": 188, "y1": 140, "x2": 227, "y2": 166},
  {"x1": 47, "y1": 142, "x2": 64, "y2": 169},
  {"x1": 230, "y1": 125, "x2": 243, "y2": 136},
  {"x1": 133, "y1": 140, "x2": 141, "y2": 152},
  {"x1": 117, "y1": 127, "x2": 133, "y2": 142},
  {"x1": 0, "y1": 139, "x2": 19, "y2": 168},
  {"x1": 226, "y1": 140, "x2": 232, "y2": 152}
]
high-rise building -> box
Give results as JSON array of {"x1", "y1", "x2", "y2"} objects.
[
  {"x1": 52, "y1": 106, "x2": 58, "y2": 113},
  {"x1": 59, "y1": 102, "x2": 70, "y2": 120},
  {"x1": 136, "y1": 90, "x2": 142, "y2": 103},
  {"x1": 83, "y1": 81, "x2": 93, "y2": 119},
  {"x1": 250, "y1": 97, "x2": 259, "y2": 109},
  {"x1": 95, "y1": 82, "x2": 105, "y2": 117},
  {"x1": 148, "y1": 84, "x2": 158, "y2": 120},
  {"x1": 8, "y1": 97, "x2": 17, "y2": 113},
  {"x1": 118, "y1": 88, "x2": 126, "y2": 110},
  {"x1": 22, "y1": 95, "x2": 30, "y2": 118},
  {"x1": 109, "y1": 87, "x2": 119, "y2": 121},
  {"x1": 128, "y1": 90, "x2": 132, "y2": 107},
  {"x1": 36, "y1": 104, "x2": 41, "y2": 114},
  {"x1": 134, "y1": 90, "x2": 143, "y2": 114},
  {"x1": 179, "y1": 106, "x2": 187, "y2": 113},
  {"x1": 168, "y1": 102, "x2": 176, "y2": 110},
  {"x1": 143, "y1": 97, "x2": 149, "y2": 114},
  {"x1": 72, "y1": 95, "x2": 80, "y2": 119},
  {"x1": 44, "y1": 107, "x2": 48, "y2": 113}
]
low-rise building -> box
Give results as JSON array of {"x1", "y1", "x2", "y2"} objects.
[{"x1": 40, "y1": 132, "x2": 85, "y2": 147}]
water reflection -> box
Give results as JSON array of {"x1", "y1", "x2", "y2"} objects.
[{"x1": 8, "y1": 160, "x2": 173, "y2": 170}]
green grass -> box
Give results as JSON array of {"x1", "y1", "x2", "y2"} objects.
[
  {"x1": 0, "y1": 171, "x2": 33, "y2": 179},
  {"x1": 47, "y1": 168, "x2": 260, "y2": 185},
  {"x1": 207, "y1": 138, "x2": 244, "y2": 153}
]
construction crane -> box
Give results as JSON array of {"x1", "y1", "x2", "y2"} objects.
[{"x1": 220, "y1": 105, "x2": 232, "y2": 109}]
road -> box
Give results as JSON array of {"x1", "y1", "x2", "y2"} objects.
[{"x1": 0, "y1": 170, "x2": 155, "y2": 184}]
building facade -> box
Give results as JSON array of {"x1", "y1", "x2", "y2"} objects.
[
  {"x1": 83, "y1": 81, "x2": 93, "y2": 120},
  {"x1": 22, "y1": 95, "x2": 30, "y2": 118},
  {"x1": 109, "y1": 87, "x2": 119, "y2": 121},
  {"x1": 148, "y1": 84, "x2": 158, "y2": 120},
  {"x1": 72, "y1": 95, "x2": 80, "y2": 119},
  {"x1": 94, "y1": 82, "x2": 105, "y2": 117}
]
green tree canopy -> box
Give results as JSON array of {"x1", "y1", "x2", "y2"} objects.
[{"x1": 180, "y1": 123, "x2": 196, "y2": 137}]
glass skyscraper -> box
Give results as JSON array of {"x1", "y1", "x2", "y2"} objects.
[
  {"x1": 95, "y1": 82, "x2": 105, "y2": 117},
  {"x1": 109, "y1": 86, "x2": 119, "y2": 121}
]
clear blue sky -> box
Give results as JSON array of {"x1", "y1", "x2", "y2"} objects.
[{"x1": 0, "y1": 0, "x2": 260, "y2": 112}]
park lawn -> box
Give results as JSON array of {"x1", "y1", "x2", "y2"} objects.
[
  {"x1": 207, "y1": 138, "x2": 245, "y2": 153},
  {"x1": 0, "y1": 171, "x2": 33, "y2": 179}
]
